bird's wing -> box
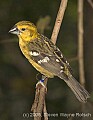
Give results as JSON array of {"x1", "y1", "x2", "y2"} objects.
[{"x1": 28, "y1": 37, "x2": 72, "y2": 79}]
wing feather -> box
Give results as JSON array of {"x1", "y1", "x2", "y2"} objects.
[{"x1": 27, "y1": 35, "x2": 72, "y2": 79}]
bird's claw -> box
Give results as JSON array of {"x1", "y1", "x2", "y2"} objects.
[{"x1": 36, "y1": 81, "x2": 47, "y2": 93}]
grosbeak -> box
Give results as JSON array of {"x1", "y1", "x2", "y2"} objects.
[{"x1": 9, "y1": 21, "x2": 90, "y2": 103}]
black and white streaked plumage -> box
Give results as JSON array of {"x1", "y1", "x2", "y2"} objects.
[
  {"x1": 9, "y1": 21, "x2": 90, "y2": 103},
  {"x1": 27, "y1": 34, "x2": 73, "y2": 80}
]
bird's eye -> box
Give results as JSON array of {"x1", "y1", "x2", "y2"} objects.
[{"x1": 21, "y1": 28, "x2": 26, "y2": 31}]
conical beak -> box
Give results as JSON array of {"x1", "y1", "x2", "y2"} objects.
[{"x1": 9, "y1": 25, "x2": 20, "y2": 35}]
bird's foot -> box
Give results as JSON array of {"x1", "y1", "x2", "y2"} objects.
[{"x1": 36, "y1": 79, "x2": 47, "y2": 93}]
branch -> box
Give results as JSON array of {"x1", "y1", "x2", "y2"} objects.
[
  {"x1": 87, "y1": 0, "x2": 93, "y2": 8},
  {"x1": 31, "y1": 0, "x2": 68, "y2": 120},
  {"x1": 51, "y1": 0, "x2": 68, "y2": 44},
  {"x1": 78, "y1": 0, "x2": 85, "y2": 86},
  {"x1": 43, "y1": 100, "x2": 48, "y2": 120}
]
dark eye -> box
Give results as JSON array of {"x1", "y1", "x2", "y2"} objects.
[{"x1": 21, "y1": 28, "x2": 26, "y2": 31}]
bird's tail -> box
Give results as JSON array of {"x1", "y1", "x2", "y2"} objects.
[{"x1": 60, "y1": 74, "x2": 90, "y2": 103}]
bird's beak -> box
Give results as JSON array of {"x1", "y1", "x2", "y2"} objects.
[{"x1": 9, "y1": 25, "x2": 20, "y2": 35}]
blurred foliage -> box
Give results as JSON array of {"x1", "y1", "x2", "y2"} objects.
[
  {"x1": 36, "y1": 15, "x2": 51, "y2": 34},
  {"x1": 0, "y1": 0, "x2": 93, "y2": 120}
]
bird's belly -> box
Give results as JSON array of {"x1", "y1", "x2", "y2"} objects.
[{"x1": 28, "y1": 59, "x2": 54, "y2": 78}]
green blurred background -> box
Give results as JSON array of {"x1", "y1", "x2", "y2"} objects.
[{"x1": 0, "y1": 0, "x2": 93, "y2": 120}]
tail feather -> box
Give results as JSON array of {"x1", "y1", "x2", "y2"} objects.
[{"x1": 59, "y1": 75, "x2": 90, "y2": 103}]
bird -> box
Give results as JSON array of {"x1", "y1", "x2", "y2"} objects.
[{"x1": 9, "y1": 21, "x2": 90, "y2": 103}]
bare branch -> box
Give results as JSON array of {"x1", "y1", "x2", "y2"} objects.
[
  {"x1": 43, "y1": 101, "x2": 48, "y2": 120},
  {"x1": 51, "y1": 0, "x2": 68, "y2": 44},
  {"x1": 87, "y1": 0, "x2": 93, "y2": 8},
  {"x1": 31, "y1": 77, "x2": 48, "y2": 120},
  {"x1": 78, "y1": 0, "x2": 85, "y2": 86}
]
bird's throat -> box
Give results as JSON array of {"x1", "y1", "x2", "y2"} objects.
[{"x1": 18, "y1": 32, "x2": 38, "y2": 42}]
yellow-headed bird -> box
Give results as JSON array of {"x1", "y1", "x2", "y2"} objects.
[{"x1": 9, "y1": 21, "x2": 90, "y2": 103}]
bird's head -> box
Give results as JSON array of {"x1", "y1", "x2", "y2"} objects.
[{"x1": 9, "y1": 21, "x2": 38, "y2": 41}]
